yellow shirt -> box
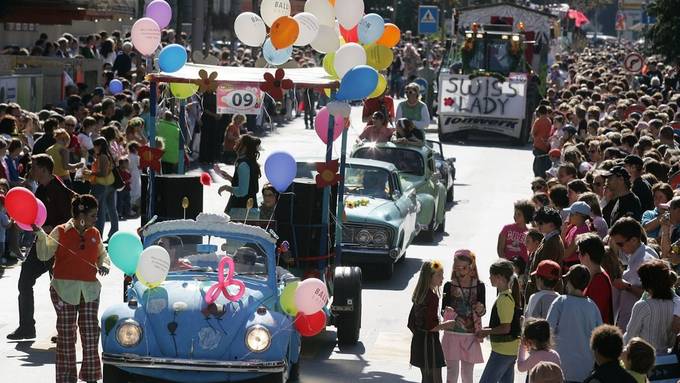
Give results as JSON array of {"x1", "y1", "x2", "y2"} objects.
[
  {"x1": 36, "y1": 221, "x2": 110, "y2": 305},
  {"x1": 491, "y1": 290, "x2": 520, "y2": 356},
  {"x1": 46, "y1": 143, "x2": 69, "y2": 177}
]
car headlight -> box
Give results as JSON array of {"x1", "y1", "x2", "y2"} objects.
[
  {"x1": 356, "y1": 229, "x2": 372, "y2": 245},
  {"x1": 372, "y1": 229, "x2": 388, "y2": 246},
  {"x1": 116, "y1": 319, "x2": 142, "y2": 348},
  {"x1": 245, "y1": 325, "x2": 271, "y2": 353}
]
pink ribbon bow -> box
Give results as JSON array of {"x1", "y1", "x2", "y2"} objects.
[{"x1": 204, "y1": 256, "x2": 246, "y2": 305}]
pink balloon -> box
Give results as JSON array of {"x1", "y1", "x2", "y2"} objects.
[
  {"x1": 314, "y1": 106, "x2": 346, "y2": 144},
  {"x1": 17, "y1": 199, "x2": 46, "y2": 231},
  {"x1": 145, "y1": 0, "x2": 172, "y2": 29},
  {"x1": 131, "y1": 17, "x2": 161, "y2": 56},
  {"x1": 294, "y1": 278, "x2": 329, "y2": 315}
]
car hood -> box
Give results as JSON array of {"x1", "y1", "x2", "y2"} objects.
[
  {"x1": 129, "y1": 276, "x2": 275, "y2": 360},
  {"x1": 344, "y1": 196, "x2": 395, "y2": 222}
]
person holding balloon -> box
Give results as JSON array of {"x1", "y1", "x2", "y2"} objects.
[
  {"x1": 216, "y1": 135, "x2": 262, "y2": 217},
  {"x1": 35, "y1": 194, "x2": 109, "y2": 383}
]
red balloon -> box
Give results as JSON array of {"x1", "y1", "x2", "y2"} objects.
[
  {"x1": 294, "y1": 310, "x2": 326, "y2": 337},
  {"x1": 6, "y1": 187, "x2": 37, "y2": 226},
  {"x1": 340, "y1": 25, "x2": 359, "y2": 43},
  {"x1": 200, "y1": 172, "x2": 212, "y2": 186}
]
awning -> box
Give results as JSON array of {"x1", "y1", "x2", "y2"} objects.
[{"x1": 149, "y1": 63, "x2": 340, "y2": 90}]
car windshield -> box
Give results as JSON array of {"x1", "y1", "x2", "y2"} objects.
[
  {"x1": 155, "y1": 234, "x2": 268, "y2": 280},
  {"x1": 353, "y1": 147, "x2": 424, "y2": 176},
  {"x1": 344, "y1": 166, "x2": 393, "y2": 199}
]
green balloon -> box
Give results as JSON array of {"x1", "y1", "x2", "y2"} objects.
[
  {"x1": 280, "y1": 281, "x2": 299, "y2": 316},
  {"x1": 322, "y1": 53, "x2": 337, "y2": 79},
  {"x1": 170, "y1": 82, "x2": 199, "y2": 99},
  {"x1": 108, "y1": 231, "x2": 143, "y2": 275}
]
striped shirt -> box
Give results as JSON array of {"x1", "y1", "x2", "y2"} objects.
[{"x1": 624, "y1": 298, "x2": 675, "y2": 354}]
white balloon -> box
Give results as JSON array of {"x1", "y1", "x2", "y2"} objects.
[
  {"x1": 327, "y1": 101, "x2": 351, "y2": 118},
  {"x1": 260, "y1": 0, "x2": 291, "y2": 27},
  {"x1": 310, "y1": 24, "x2": 340, "y2": 54},
  {"x1": 304, "y1": 0, "x2": 335, "y2": 26},
  {"x1": 234, "y1": 12, "x2": 267, "y2": 47},
  {"x1": 334, "y1": 0, "x2": 364, "y2": 29},
  {"x1": 293, "y1": 12, "x2": 320, "y2": 46},
  {"x1": 333, "y1": 42, "x2": 366, "y2": 79},
  {"x1": 136, "y1": 245, "x2": 171, "y2": 288}
]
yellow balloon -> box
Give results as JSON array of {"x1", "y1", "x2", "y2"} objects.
[
  {"x1": 367, "y1": 73, "x2": 387, "y2": 99},
  {"x1": 365, "y1": 44, "x2": 394, "y2": 71},
  {"x1": 169, "y1": 82, "x2": 199, "y2": 99},
  {"x1": 324, "y1": 88, "x2": 331, "y2": 97},
  {"x1": 323, "y1": 52, "x2": 338, "y2": 78}
]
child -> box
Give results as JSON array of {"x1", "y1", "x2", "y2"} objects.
[
  {"x1": 583, "y1": 324, "x2": 637, "y2": 382},
  {"x1": 562, "y1": 201, "x2": 592, "y2": 269},
  {"x1": 544, "y1": 149, "x2": 562, "y2": 179},
  {"x1": 497, "y1": 200, "x2": 533, "y2": 264},
  {"x1": 0, "y1": 195, "x2": 11, "y2": 265},
  {"x1": 622, "y1": 337, "x2": 655, "y2": 383},
  {"x1": 546, "y1": 264, "x2": 603, "y2": 382},
  {"x1": 78, "y1": 116, "x2": 96, "y2": 160},
  {"x1": 127, "y1": 141, "x2": 141, "y2": 215},
  {"x1": 116, "y1": 157, "x2": 132, "y2": 219},
  {"x1": 525, "y1": 260, "x2": 560, "y2": 318},
  {"x1": 578, "y1": 233, "x2": 614, "y2": 324},
  {"x1": 477, "y1": 259, "x2": 521, "y2": 383},
  {"x1": 441, "y1": 250, "x2": 485, "y2": 383},
  {"x1": 223, "y1": 114, "x2": 245, "y2": 164},
  {"x1": 408, "y1": 260, "x2": 454, "y2": 383},
  {"x1": 517, "y1": 318, "x2": 561, "y2": 374},
  {"x1": 524, "y1": 230, "x2": 543, "y2": 265},
  {"x1": 528, "y1": 361, "x2": 564, "y2": 383}
]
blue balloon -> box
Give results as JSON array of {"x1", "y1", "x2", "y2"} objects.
[
  {"x1": 262, "y1": 38, "x2": 293, "y2": 66},
  {"x1": 108, "y1": 231, "x2": 143, "y2": 275},
  {"x1": 335, "y1": 65, "x2": 379, "y2": 102},
  {"x1": 159, "y1": 44, "x2": 187, "y2": 73},
  {"x1": 108, "y1": 79, "x2": 123, "y2": 94},
  {"x1": 358, "y1": 13, "x2": 385, "y2": 45},
  {"x1": 265, "y1": 151, "x2": 296, "y2": 193}
]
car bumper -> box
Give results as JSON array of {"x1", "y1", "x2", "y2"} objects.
[
  {"x1": 340, "y1": 246, "x2": 399, "y2": 264},
  {"x1": 102, "y1": 352, "x2": 286, "y2": 373}
]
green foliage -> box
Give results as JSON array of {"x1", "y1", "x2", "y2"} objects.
[{"x1": 647, "y1": 0, "x2": 680, "y2": 62}]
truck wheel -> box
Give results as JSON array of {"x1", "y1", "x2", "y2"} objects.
[
  {"x1": 103, "y1": 364, "x2": 131, "y2": 383},
  {"x1": 334, "y1": 266, "x2": 362, "y2": 345}
]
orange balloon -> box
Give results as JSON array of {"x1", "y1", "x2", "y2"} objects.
[
  {"x1": 376, "y1": 23, "x2": 401, "y2": 48},
  {"x1": 271, "y1": 16, "x2": 300, "y2": 49},
  {"x1": 328, "y1": 0, "x2": 336, "y2": 5}
]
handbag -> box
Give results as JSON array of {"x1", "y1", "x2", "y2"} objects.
[{"x1": 109, "y1": 155, "x2": 124, "y2": 190}]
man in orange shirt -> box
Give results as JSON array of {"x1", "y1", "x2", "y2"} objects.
[{"x1": 532, "y1": 105, "x2": 552, "y2": 177}]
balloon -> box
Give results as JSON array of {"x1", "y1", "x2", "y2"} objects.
[
  {"x1": 145, "y1": 0, "x2": 172, "y2": 29},
  {"x1": 136, "y1": 245, "x2": 171, "y2": 288},
  {"x1": 293, "y1": 12, "x2": 320, "y2": 46},
  {"x1": 131, "y1": 17, "x2": 161, "y2": 56},
  {"x1": 304, "y1": 0, "x2": 335, "y2": 26},
  {"x1": 295, "y1": 310, "x2": 326, "y2": 337},
  {"x1": 158, "y1": 44, "x2": 187, "y2": 73},
  {"x1": 335, "y1": 65, "x2": 379, "y2": 101},
  {"x1": 376, "y1": 23, "x2": 400, "y2": 48},
  {"x1": 260, "y1": 0, "x2": 291, "y2": 27},
  {"x1": 339, "y1": 25, "x2": 358, "y2": 43},
  {"x1": 326, "y1": 101, "x2": 351, "y2": 118},
  {"x1": 271, "y1": 16, "x2": 299, "y2": 49},
  {"x1": 5, "y1": 187, "x2": 37, "y2": 226},
  {"x1": 322, "y1": 52, "x2": 337, "y2": 78},
  {"x1": 294, "y1": 278, "x2": 329, "y2": 315},
  {"x1": 367, "y1": 73, "x2": 388, "y2": 99},
  {"x1": 200, "y1": 172, "x2": 211, "y2": 186},
  {"x1": 108, "y1": 79, "x2": 123, "y2": 94},
  {"x1": 280, "y1": 281, "x2": 299, "y2": 316},
  {"x1": 334, "y1": 0, "x2": 364, "y2": 29},
  {"x1": 333, "y1": 42, "x2": 366, "y2": 79},
  {"x1": 314, "y1": 106, "x2": 346, "y2": 144},
  {"x1": 16, "y1": 199, "x2": 46, "y2": 231},
  {"x1": 204, "y1": 256, "x2": 246, "y2": 304},
  {"x1": 264, "y1": 151, "x2": 296, "y2": 192},
  {"x1": 169, "y1": 82, "x2": 198, "y2": 99},
  {"x1": 364, "y1": 43, "x2": 394, "y2": 71},
  {"x1": 234, "y1": 12, "x2": 267, "y2": 47},
  {"x1": 262, "y1": 38, "x2": 293, "y2": 66},
  {"x1": 310, "y1": 25, "x2": 340, "y2": 54},
  {"x1": 358, "y1": 13, "x2": 385, "y2": 45},
  {"x1": 108, "y1": 231, "x2": 143, "y2": 275}
]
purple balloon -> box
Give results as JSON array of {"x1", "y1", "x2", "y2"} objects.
[
  {"x1": 146, "y1": 0, "x2": 172, "y2": 29},
  {"x1": 265, "y1": 151, "x2": 296, "y2": 193}
]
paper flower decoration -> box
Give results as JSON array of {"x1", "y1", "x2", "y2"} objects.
[
  {"x1": 443, "y1": 97, "x2": 455, "y2": 107},
  {"x1": 260, "y1": 68, "x2": 293, "y2": 101},
  {"x1": 345, "y1": 198, "x2": 369, "y2": 209},
  {"x1": 138, "y1": 145, "x2": 165, "y2": 173},
  {"x1": 195, "y1": 69, "x2": 218, "y2": 93},
  {"x1": 315, "y1": 160, "x2": 341, "y2": 188}
]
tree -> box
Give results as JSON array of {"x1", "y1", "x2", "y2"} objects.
[{"x1": 647, "y1": 0, "x2": 680, "y2": 62}]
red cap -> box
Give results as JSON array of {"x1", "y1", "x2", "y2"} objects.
[
  {"x1": 531, "y1": 260, "x2": 561, "y2": 280},
  {"x1": 548, "y1": 149, "x2": 561, "y2": 158}
]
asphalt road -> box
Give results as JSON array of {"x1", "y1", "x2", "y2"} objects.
[{"x1": 0, "y1": 104, "x2": 533, "y2": 382}]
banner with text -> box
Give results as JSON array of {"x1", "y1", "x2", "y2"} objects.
[
  {"x1": 216, "y1": 84, "x2": 263, "y2": 115},
  {"x1": 438, "y1": 73, "x2": 527, "y2": 120}
]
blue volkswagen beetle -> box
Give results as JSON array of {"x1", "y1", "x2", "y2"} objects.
[{"x1": 101, "y1": 213, "x2": 301, "y2": 382}]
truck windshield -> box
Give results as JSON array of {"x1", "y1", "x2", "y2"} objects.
[{"x1": 465, "y1": 36, "x2": 517, "y2": 75}]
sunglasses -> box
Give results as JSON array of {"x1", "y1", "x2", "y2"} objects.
[
  {"x1": 531, "y1": 185, "x2": 542, "y2": 191},
  {"x1": 406, "y1": 90, "x2": 417, "y2": 95},
  {"x1": 263, "y1": 192, "x2": 275, "y2": 197}
]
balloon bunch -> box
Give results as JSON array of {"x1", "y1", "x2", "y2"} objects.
[
  {"x1": 279, "y1": 278, "x2": 329, "y2": 337},
  {"x1": 5, "y1": 187, "x2": 46, "y2": 230},
  {"x1": 108, "y1": 232, "x2": 171, "y2": 289},
  {"x1": 233, "y1": 0, "x2": 400, "y2": 102}
]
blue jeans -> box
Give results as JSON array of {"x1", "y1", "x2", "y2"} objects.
[
  {"x1": 479, "y1": 351, "x2": 516, "y2": 383},
  {"x1": 92, "y1": 184, "x2": 118, "y2": 239}
]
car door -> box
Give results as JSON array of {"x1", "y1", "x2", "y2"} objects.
[{"x1": 392, "y1": 171, "x2": 417, "y2": 246}]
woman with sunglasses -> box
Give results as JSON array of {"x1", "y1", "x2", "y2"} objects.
[
  {"x1": 395, "y1": 83, "x2": 430, "y2": 131},
  {"x1": 35, "y1": 194, "x2": 110, "y2": 383},
  {"x1": 358, "y1": 111, "x2": 394, "y2": 143}
]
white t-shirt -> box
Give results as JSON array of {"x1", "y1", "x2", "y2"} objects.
[{"x1": 78, "y1": 132, "x2": 94, "y2": 151}]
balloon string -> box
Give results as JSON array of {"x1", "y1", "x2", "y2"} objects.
[{"x1": 42, "y1": 230, "x2": 100, "y2": 271}]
